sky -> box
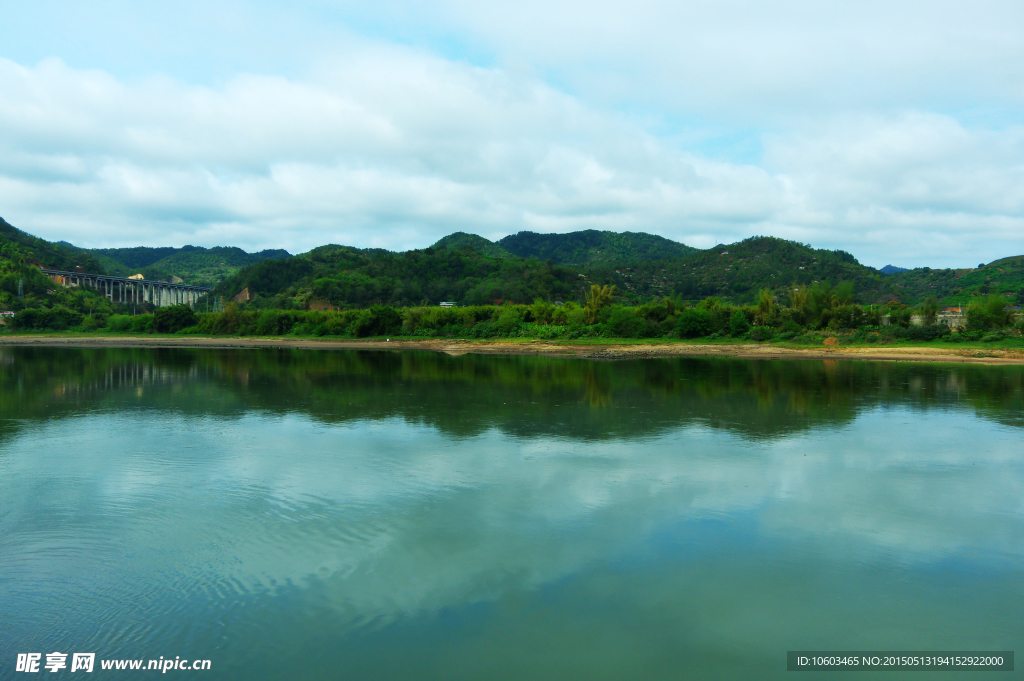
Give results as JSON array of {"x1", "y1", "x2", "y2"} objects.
[{"x1": 1, "y1": 0, "x2": 1023, "y2": 268}]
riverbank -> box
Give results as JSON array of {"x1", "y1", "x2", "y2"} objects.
[{"x1": 3, "y1": 333, "x2": 1024, "y2": 364}]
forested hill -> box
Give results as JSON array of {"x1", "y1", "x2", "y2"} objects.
[
  {"x1": 211, "y1": 244, "x2": 583, "y2": 308},
  {"x1": 5, "y1": 212, "x2": 1022, "y2": 309},
  {"x1": 208, "y1": 234, "x2": 906, "y2": 309},
  {"x1": 497, "y1": 230, "x2": 698, "y2": 265},
  {"x1": 583, "y1": 236, "x2": 898, "y2": 303},
  {"x1": 886, "y1": 257, "x2": 1024, "y2": 306},
  {"x1": 431, "y1": 233, "x2": 513, "y2": 259},
  {"x1": 1, "y1": 217, "x2": 106, "y2": 272},
  {"x1": 86, "y1": 245, "x2": 291, "y2": 286}
]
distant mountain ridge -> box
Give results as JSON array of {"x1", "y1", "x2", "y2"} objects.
[
  {"x1": 497, "y1": 230, "x2": 698, "y2": 265},
  {"x1": 2, "y1": 214, "x2": 1023, "y2": 307},
  {"x1": 55, "y1": 243, "x2": 291, "y2": 287},
  {"x1": 2, "y1": 217, "x2": 106, "y2": 273},
  {"x1": 431, "y1": 232, "x2": 514, "y2": 259},
  {"x1": 584, "y1": 236, "x2": 898, "y2": 302},
  {"x1": 93, "y1": 245, "x2": 291, "y2": 271}
]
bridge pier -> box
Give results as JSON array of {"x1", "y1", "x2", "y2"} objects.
[{"x1": 39, "y1": 268, "x2": 210, "y2": 309}]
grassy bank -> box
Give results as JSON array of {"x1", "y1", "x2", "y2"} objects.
[{"x1": 4, "y1": 327, "x2": 1024, "y2": 354}]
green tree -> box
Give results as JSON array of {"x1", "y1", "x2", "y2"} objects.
[
  {"x1": 153, "y1": 304, "x2": 198, "y2": 333},
  {"x1": 755, "y1": 288, "x2": 778, "y2": 326},
  {"x1": 834, "y1": 281, "x2": 855, "y2": 306},
  {"x1": 352, "y1": 305, "x2": 403, "y2": 337},
  {"x1": 889, "y1": 307, "x2": 913, "y2": 328},
  {"x1": 677, "y1": 308, "x2": 712, "y2": 338},
  {"x1": 966, "y1": 295, "x2": 1013, "y2": 331},
  {"x1": 729, "y1": 309, "x2": 751, "y2": 336},
  {"x1": 530, "y1": 298, "x2": 554, "y2": 324},
  {"x1": 584, "y1": 284, "x2": 616, "y2": 324},
  {"x1": 607, "y1": 306, "x2": 647, "y2": 337},
  {"x1": 920, "y1": 296, "x2": 938, "y2": 326}
]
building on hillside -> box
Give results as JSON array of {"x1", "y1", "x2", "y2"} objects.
[
  {"x1": 937, "y1": 307, "x2": 965, "y2": 329},
  {"x1": 439, "y1": 302, "x2": 456, "y2": 308}
]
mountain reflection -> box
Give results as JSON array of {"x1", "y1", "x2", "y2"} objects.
[
  {"x1": 1, "y1": 346, "x2": 1022, "y2": 672},
  {"x1": 2, "y1": 347, "x2": 1021, "y2": 441}
]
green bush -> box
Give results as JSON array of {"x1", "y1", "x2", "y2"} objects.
[
  {"x1": 942, "y1": 330, "x2": 984, "y2": 342},
  {"x1": 905, "y1": 324, "x2": 950, "y2": 342},
  {"x1": 255, "y1": 310, "x2": 298, "y2": 336},
  {"x1": 12, "y1": 307, "x2": 84, "y2": 331},
  {"x1": 780, "y1": 320, "x2": 801, "y2": 334},
  {"x1": 967, "y1": 295, "x2": 1014, "y2": 331},
  {"x1": 529, "y1": 298, "x2": 554, "y2": 324},
  {"x1": 81, "y1": 316, "x2": 104, "y2": 332},
  {"x1": 105, "y1": 315, "x2": 133, "y2": 332},
  {"x1": 748, "y1": 325, "x2": 773, "y2": 342},
  {"x1": 729, "y1": 309, "x2": 751, "y2": 337},
  {"x1": 130, "y1": 314, "x2": 154, "y2": 332},
  {"x1": 889, "y1": 308, "x2": 913, "y2": 328},
  {"x1": 352, "y1": 305, "x2": 403, "y2": 337},
  {"x1": 491, "y1": 307, "x2": 524, "y2": 337},
  {"x1": 607, "y1": 306, "x2": 646, "y2": 338},
  {"x1": 153, "y1": 304, "x2": 199, "y2": 333},
  {"x1": 677, "y1": 308, "x2": 712, "y2": 338},
  {"x1": 829, "y1": 304, "x2": 864, "y2": 330}
]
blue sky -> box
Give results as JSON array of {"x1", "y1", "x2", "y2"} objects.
[{"x1": 1, "y1": 0, "x2": 1023, "y2": 267}]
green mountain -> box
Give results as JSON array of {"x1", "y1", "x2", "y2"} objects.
[
  {"x1": 580, "y1": 237, "x2": 897, "y2": 304},
  {"x1": 5, "y1": 211, "x2": 1022, "y2": 311},
  {"x1": 431, "y1": 232, "x2": 514, "y2": 259},
  {"x1": 209, "y1": 235, "x2": 907, "y2": 309},
  {"x1": 887, "y1": 257, "x2": 1024, "y2": 307},
  {"x1": 1, "y1": 217, "x2": 113, "y2": 317},
  {"x1": 211, "y1": 243, "x2": 582, "y2": 308},
  {"x1": 1, "y1": 217, "x2": 106, "y2": 272},
  {"x1": 89, "y1": 245, "x2": 291, "y2": 286},
  {"x1": 497, "y1": 230, "x2": 698, "y2": 265}
]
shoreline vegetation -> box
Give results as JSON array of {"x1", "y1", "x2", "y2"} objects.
[
  {"x1": 3, "y1": 333, "x2": 1023, "y2": 365},
  {"x1": 4, "y1": 284, "x2": 1023, "y2": 365}
]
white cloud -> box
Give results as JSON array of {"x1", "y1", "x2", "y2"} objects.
[
  {"x1": 763, "y1": 114, "x2": 1024, "y2": 263},
  {"x1": 420, "y1": 0, "x2": 1024, "y2": 118},
  {"x1": 0, "y1": 50, "x2": 1022, "y2": 267}
]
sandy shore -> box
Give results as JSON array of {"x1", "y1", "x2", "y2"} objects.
[{"x1": 3, "y1": 334, "x2": 1024, "y2": 364}]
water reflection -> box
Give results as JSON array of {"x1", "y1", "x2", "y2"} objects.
[
  {"x1": 0, "y1": 347, "x2": 1021, "y2": 680},
  {"x1": 2, "y1": 346, "x2": 1022, "y2": 440}
]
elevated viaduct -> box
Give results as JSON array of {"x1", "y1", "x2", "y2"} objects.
[{"x1": 40, "y1": 268, "x2": 211, "y2": 307}]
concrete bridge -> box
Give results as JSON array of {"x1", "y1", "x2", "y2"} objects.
[{"x1": 41, "y1": 268, "x2": 211, "y2": 307}]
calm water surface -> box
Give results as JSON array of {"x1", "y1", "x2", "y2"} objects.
[{"x1": 1, "y1": 348, "x2": 1022, "y2": 679}]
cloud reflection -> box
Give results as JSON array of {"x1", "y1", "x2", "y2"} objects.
[{"x1": 2, "y1": 401, "x2": 1021, "y2": 633}]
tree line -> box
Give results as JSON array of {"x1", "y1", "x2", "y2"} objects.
[{"x1": 7, "y1": 282, "x2": 1021, "y2": 346}]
